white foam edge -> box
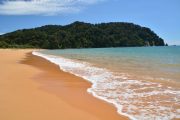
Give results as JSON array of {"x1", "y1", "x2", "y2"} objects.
[{"x1": 32, "y1": 51, "x2": 137, "y2": 120}]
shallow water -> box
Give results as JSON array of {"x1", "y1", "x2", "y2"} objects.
[{"x1": 36, "y1": 46, "x2": 180, "y2": 120}]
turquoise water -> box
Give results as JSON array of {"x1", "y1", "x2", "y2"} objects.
[
  {"x1": 36, "y1": 46, "x2": 180, "y2": 120},
  {"x1": 42, "y1": 46, "x2": 180, "y2": 83}
]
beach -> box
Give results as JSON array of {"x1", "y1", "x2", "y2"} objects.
[
  {"x1": 33, "y1": 47, "x2": 180, "y2": 120},
  {"x1": 0, "y1": 49, "x2": 128, "y2": 120}
]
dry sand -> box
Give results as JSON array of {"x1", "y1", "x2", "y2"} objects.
[{"x1": 0, "y1": 49, "x2": 128, "y2": 120}]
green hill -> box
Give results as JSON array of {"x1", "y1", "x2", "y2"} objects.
[{"x1": 0, "y1": 21, "x2": 165, "y2": 49}]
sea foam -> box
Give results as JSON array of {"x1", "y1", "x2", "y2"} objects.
[{"x1": 32, "y1": 51, "x2": 180, "y2": 120}]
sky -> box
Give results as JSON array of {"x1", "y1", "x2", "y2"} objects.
[{"x1": 0, "y1": 0, "x2": 179, "y2": 45}]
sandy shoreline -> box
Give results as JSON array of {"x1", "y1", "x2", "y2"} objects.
[{"x1": 0, "y1": 49, "x2": 128, "y2": 120}]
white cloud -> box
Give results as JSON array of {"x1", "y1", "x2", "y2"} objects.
[
  {"x1": 0, "y1": 0, "x2": 104, "y2": 15},
  {"x1": 166, "y1": 39, "x2": 180, "y2": 45},
  {"x1": 0, "y1": 32, "x2": 5, "y2": 35}
]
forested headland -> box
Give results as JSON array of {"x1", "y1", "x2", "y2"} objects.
[{"x1": 0, "y1": 21, "x2": 165, "y2": 49}]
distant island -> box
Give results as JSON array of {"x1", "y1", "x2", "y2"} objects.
[{"x1": 0, "y1": 21, "x2": 165, "y2": 49}]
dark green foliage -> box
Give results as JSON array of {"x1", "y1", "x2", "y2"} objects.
[{"x1": 0, "y1": 21, "x2": 165, "y2": 49}]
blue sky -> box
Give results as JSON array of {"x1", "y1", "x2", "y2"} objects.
[{"x1": 0, "y1": 0, "x2": 179, "y2": 45}]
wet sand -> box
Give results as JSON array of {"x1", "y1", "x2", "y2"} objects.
[{"x1": 0, "y1": 49, "x2": 128, "y2": 120}]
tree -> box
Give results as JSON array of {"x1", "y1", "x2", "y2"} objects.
[{"x1": 0, "y1": 21, "x2": 165, "y2": 49}]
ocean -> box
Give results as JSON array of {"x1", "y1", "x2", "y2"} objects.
[{"x1": 33, "y1": 46, "x2": 180, "y2": 120}]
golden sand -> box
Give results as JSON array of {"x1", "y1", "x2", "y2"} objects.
[{"x1": 0, "y1": 49, "x2": 128, "y2": 120}]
